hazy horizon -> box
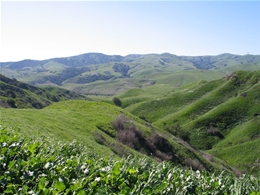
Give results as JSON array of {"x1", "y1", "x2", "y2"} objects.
[
  {"x1": 1, "y1": 52, "x2": 259, "y2": 63},
  {"x1": 1, "y1": 1, "x2": 260, "y2": 62}
]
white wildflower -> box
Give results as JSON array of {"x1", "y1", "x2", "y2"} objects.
[
  {"x1": 95, "y1": 177, "x2": 101, "y2": 182},
  {"x1": 80, "y1": 164, "x2": 86, "y2": 170},
  {"x1": 83, "y1": 169, "x2": 89, "y2": 174},
  {"x1": 44, "y1": 162, "x2": 51, "y2": 169},
  {"x1": 10, "y1": 142, "x2": 18, "y2": 147},
  {"x1": 168, "y1": 173, "x2": 172, "y2": 180},
  {"x1": 186, "y1": 176, "x2": 191, "y2": 181},
  {"x1": 100, "y1": 166, "x2": 111, "y2": 172},
  {"x1": 28, "y1": 190, "x2": 35, "y2": 195},
  {"x1": 28, "y1": 171, "x2": 34, "y2": 176}
]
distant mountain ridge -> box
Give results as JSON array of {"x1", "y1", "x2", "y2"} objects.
[
  {"x1": 1, "y1": 52, "x2": 260, "y2": 95},
  {"x1": 1, "y1": 52, "x2": 260, "y2": 69}
]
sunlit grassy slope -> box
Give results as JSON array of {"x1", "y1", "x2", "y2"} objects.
[
  {"x1": 1, "y1": 101, "x2": 133, "y2": 156},
  {"x1": 1, "y1": 100, "x2": 235, "y2": 174},
  {"x1": 117, "y1": 70, "x2": 260, "y2": 174}
]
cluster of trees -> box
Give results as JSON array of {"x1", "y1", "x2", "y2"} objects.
[
  {"x1": 76, "y1": 73, "x2": 114, "y2": 84},
  {"x1": 112, "y1": 63, "x2": 130, "y2": 77},
  {"x1": 33, "y1": 67, "x2": 90, "y2": 85}
]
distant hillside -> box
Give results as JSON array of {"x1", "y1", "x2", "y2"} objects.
[
  {"x1": 1, "y1": 53, "x2": 259, "y2": 95},
  {"x1": 119, "y1": 70, "x2": 260, "y2": 174},
  {"x1": 0, "y1": 74, "x2": 86, "y2": 108}
]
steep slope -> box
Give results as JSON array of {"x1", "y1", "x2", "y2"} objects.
[
  {"x1": 1, "y1": 53, "x2": 259, "y2": 95},
  {"x1": 120, "y1": 70, "x2": 260, "y2": 174},
  {"x1": 0, "y1": 74, "x2": 86, "y2": 108},
  {"x1": 0, "y1": 100, "x2": 234, "y2": 174},
  {"x1": 208, "y1": 117, "x2": 260, "y2": 174}
]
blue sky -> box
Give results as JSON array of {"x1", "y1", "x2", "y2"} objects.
[{"x1": 1, "y1": 1, "x2": 260, "y2": 62}]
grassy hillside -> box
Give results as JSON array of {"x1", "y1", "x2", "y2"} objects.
[
  {"x1": 208, "y1": 117, "x2": 260, "y2": 173},
  {"x1": 1, "y1": 53, "x2": 259, "y2": 95},
  {"x1": 0, "y1": 74, "x2": 86, "y2": 108},
  {"x1": 0, "y1": 100, "x2": 235, "y2": 174},
  {"x1": 118, "y1": 70, "x2": 260, "y2": 174},
  {"x1": 2, "y1": 127, "x2": 259, "y2": 194}
]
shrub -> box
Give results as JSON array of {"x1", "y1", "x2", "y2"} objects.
[
  {"x1": 111, "y1": 115, "x2": 129, "y2": 131},
  {"x1": 165, "y1": 123, "x2": 190, "y2": 142},
  {"x1": 117, "y1": 125, "x2": 143, "y2": 150},
  {"x1": 185, "y1": 158, "x2": 204, "y2": 171},
  {"x1": 202, "y1": 152, "x2": 215, "y2": 163},
  {"x1": 113, "y1": 97, "x2": 122, "y2": 107},
  {"x1": 93, "y1": 132, "x2": 108, "y2": 145},
  {"x1": 7, "y1": 98, "x2": 16, "y2": 108},
  {"x1": 5, "y1": 89, "x2": 16, "y2": 98}
]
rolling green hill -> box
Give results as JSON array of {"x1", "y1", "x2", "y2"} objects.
[
  {"x1": 1, "y1": 54, "x2": 260, "y2": 192},
  {"x1": 1, "y1": 100, "x2": 235, "y2": 175},
  {"x1": 2, "y1": 127, "x2": 259, "y2": 194},
  {"x1": 1, "y1": 53, "x2": 259, "y2": 95},
  {"x1": 0, "y1": 74, "x2": 86, "y2": 108},
  {"x1": 118, "y1": 70, "x2": 260, "y2": 174}
]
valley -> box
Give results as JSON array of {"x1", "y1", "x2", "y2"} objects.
[
  {"x1": 0, "y1": 53, "x2": 260, "y2": 194},
  {"x1": 1, "y1": 53, "x2": 260, "y2": 95}
]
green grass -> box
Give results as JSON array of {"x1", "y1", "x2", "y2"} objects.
[
  {"x1": 0, "y1": 100, "x2": 159, "y2": 158},
  {"x1": 126, "y1": 79, "x2": 224, "y2": 123},
  {"x1": 118, "y1": 71, "x2": 260, "y2": 174},
  {"x1": 1, "y1": 126, "x2": 260, "y2": 194},
  {"x1": 206, "y1": 116, "x2": 260, "y2": 174},
  {"x1": 214, "y1": 117, "x2": 260, "y2": 148},
  {"x1": 1, "y1": 100, "x2": 237, "y2": 174},
  {"x1": 1, "y1": 69, "x2": 260, "y2": 176},
  {"x1": 208, "y1": 139, "x2": 260, "y2": 175},
  {"x1": 1, "y1": 100, "x2": 128, "y2": 156}
]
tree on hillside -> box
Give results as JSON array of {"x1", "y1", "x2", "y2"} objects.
[{"x1": 113, "y1": 97, "x2": 122, "y2": 107}]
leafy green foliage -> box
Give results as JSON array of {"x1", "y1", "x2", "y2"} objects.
[{"x1": 1, "y1": 126, "x2": 260, "y2": 194}]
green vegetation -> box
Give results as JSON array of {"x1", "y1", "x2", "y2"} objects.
[
  {"x1": 1, "y1": 100, "x2": 234, "y2": 174},
  {"x1": 1, "y1": 53, "x2": 260, "y2": 95},
  {"x1": 117, "y1": 70, "x2": 260, "y2": 174},
  {"x1": 0, "y1": 74, "x2": 86, "y2": 108},
  {"x1": 0, "y1": 100, "x2": 128, "y2": 157},
  {"x1": 1, "y1": 66, "x2": 260, "y2": 193},
  {"x1": 208, "y1": 117, "x2": 260, "y2": 173},
  {"x1": 1, "y1": 126, "x2": 260, "y2": 194}
]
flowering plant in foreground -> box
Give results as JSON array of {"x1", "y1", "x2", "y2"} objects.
[{"x1": 1, "y1": 126, "x2": 259, "y2": 194}]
